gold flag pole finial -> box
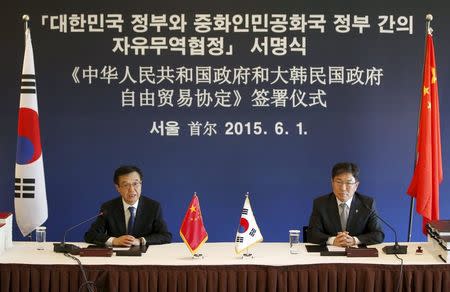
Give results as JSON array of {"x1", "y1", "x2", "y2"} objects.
[
  {"x1": 425, "y1": 14, "x2": 433, "y2": 35},
  {"x1": 22, "y1": 15, "x2": 30, "y2": 32}
]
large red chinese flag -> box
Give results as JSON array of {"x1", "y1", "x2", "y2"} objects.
[
  {"x1": 180, "y1": 194, "x2": 208, "y2": 254},
  {"x1": 407, "y1": 33, "x2": 442, "y2": 234}
]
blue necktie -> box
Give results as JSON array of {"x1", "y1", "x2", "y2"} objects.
[{"x1": 127, "y1": 206, "x2": 136, "y2": 235}]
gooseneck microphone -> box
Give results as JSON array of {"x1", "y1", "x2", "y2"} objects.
[
  {"x1": 53, "y1": 211, "x2": 104, "y2": 253},
  {"x1": 360, "y1": 202, "x2": 407, "y2": 254}
]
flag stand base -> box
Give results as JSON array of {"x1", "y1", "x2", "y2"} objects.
[
  {"x1": 192, "y1": 253, "x2": 204, "y2": 259},
  {"x1": 242, "y1": 252, "x2": 254, "y2": 259}
]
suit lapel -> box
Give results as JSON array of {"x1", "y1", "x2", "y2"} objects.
[
  {"x1": 133, "y1": 198, "x2": 145, "y2": 234},
  {"x1": 347, "y1": 194, "x2": 361, "y2": 233},
  {"x1": 114, "y1": 198, "x2": 127, "y2": 235},
  {"x1": 328, "y1": 193, "x2": 342, "y2": 233}
]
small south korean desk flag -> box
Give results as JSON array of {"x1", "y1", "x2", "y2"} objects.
[
  {"x1": 14, "y1": 17, "x2": 48, "y2": 236},
  {"x1": 235, "y1": 193, "x2": 263, "y2": 254}
]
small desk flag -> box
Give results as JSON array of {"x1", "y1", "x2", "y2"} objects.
[
  {"x1": 180, "y1": 193, "x2": 208, "y2": 254},
  {"x1": 14, "y1": 26, "x2": 48, "y2": 236},
  {"x1": 235, "y1": 194, "x2": 263, "y2": 254}
]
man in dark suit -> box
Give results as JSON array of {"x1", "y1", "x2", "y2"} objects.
[
  {"x1": 85, "y1": 165, "x2": 172, "y2": 246},
  {"x1": 307, "y1": 162, "x2": 384, "y2": 246}
]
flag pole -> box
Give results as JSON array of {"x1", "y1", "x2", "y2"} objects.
[
  {"x1": 191, "y1": 192, "x2": 204, "y2": 259},
  {"x1": 407, "y1": 14, "x2": 433, "y2": 242},
  {"x1": 242, "y1": 192, "x2": 253, "y2": 258},
  {"x1": 21, "y1": 14, "x2": 33, "y2": 242}
]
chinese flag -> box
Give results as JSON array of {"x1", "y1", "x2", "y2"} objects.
[
  {"x1": 407, "y1": 33, "x2": 442, "y2": 234},
  {"x1": 180, "y1": 194, "x2": 208, "y2": 254}
]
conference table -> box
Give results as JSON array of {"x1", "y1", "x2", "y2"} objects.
[{"x1": 0, "y1": 242, "x2": 448, "y2": 292}]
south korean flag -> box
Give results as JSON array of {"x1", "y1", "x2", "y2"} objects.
[
  {"x1": 235, "y1": 194, "x2": 263, "y2": 254},
  {"x1": 14, "y1": 25, "x2": 48, "y2": 237}
]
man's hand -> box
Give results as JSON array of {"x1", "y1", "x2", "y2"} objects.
[
  {"x1": 333, "y1": 232, "x2": 356, "y2": 247},
  {"x1": 112, "y1": 235, "x2": 140, "y2": 247}
]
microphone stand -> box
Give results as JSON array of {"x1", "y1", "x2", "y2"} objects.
[
  {"x1": 361, "y1": 202, "x2": 407, "y2": 254},
  {"x1": 377, "y1": 216, "x2": 408, "y2": 254},
  {"x1": 54, "y1": 212, "x2": 103, "y2": 253}
]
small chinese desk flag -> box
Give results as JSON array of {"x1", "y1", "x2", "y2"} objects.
[{"x1": 180, "y1": 193, "x2": 208, "y2": 255}]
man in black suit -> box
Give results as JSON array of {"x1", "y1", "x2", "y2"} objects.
[
  {"x1": 85, "y1": 165, "x2": 172, "y2": 246},
  {"x1": 307, "y1": 162, "x2": 384, "y2": 246}
]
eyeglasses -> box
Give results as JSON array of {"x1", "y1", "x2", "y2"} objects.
[
  {"x1": 333, "y1": 180, "x2": 357, "y2": 187},
  {"x1": 119, "y1": 181, "x2": 142, "y2": 189}
]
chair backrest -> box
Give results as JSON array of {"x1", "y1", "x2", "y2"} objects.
[{"x1": 303, "y1": 226, "x2": 309, "y2": 243}]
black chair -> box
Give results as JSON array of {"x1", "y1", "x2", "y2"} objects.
[{"x1": 303, "y1": 226, "x2": 309, "y2": 243}]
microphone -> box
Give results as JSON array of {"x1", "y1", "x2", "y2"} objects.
[
  {"x1": 53, "y1": 211, "x2": 104, "y2": 253},
  {"x1": 360, "y1": 201, "x2": 407, "y2": 254}
]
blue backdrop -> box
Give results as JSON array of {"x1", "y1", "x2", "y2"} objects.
[{"x1": 1, "y1": 0, "x2": 449, "y2": 244}]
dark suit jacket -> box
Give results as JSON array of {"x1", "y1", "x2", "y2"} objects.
[
  {"x1": 307, "y1": 192, "x2": 384, "y2": 245},
  {"x1": 84, "y1": 196, "x2": 172, "y2": 245}
]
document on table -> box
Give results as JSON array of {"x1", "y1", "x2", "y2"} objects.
[{"x1": 327, "y1": 246, "x2": 346, "y2": 252}]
